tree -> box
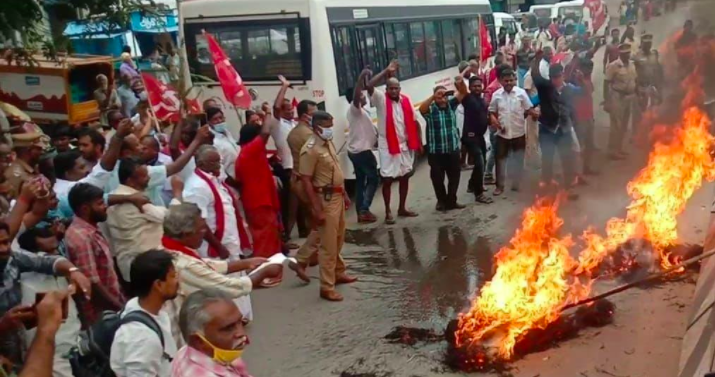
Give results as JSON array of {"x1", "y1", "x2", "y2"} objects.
[{"x1": 0, "y1": 0, "x2": 155, "y2": 48}]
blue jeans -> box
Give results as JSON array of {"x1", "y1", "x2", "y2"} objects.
[
  {"x1": 539, "y1": 125, "x2": 576, "y2": 186},
  {"x1": 486, "y1": 129, "x2": 497, "y2": 176},
  {"x1": 348, "y1": 150, "x2": 379, "y2": 214}
]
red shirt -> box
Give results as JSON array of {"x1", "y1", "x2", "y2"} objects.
[
  {"x1": 575, "y1": 78, "x2": 595, "y2": 122},
  {"x1": 235, "y1": 137, "x2": 280, "y2": 210}
]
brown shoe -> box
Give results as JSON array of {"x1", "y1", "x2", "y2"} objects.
[
  {"x1": 309, "y1": 253, "x2": 319, "y2": 267},
  {"x1": 336, "y1": 274, "x2": 358, "y2": 285},
  {"x1": 288, "y1": 261, "x2": 310, "y2": 283},
  {"x1": 358, "y1": 213, "x2": 377, "y2": 224},
  {"x1": 320, "y1": 290, "x2": 344, "y2": 302}
]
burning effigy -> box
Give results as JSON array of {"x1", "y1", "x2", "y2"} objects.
[{"x1": 444, "y1": 32, "x2": 715, "y2": 372}]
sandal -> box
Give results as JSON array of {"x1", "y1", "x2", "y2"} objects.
[
  {"x1": 397, "y1": 210, "x2": 419, "y2": 218},
  {"x1": 493, "y1": 188, "x2": 504, "y2": 196},
  {"x1": 385, "y1": 215, "x2": 396, "y2": 225},
  {"x1": 475, "y1": 194, "x2": 494, "y2": 204}
]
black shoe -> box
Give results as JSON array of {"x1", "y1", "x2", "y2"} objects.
[
  {"x1": 447, "y1": 202, "x2": 467, "y2": 210},
  {"x1": 436, "y1": 202, "x2": 446, "y2": 211}
]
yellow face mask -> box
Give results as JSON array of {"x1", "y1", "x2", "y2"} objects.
[{"x1": 197, "y1": 334, "x2": 247, "y2": 365}]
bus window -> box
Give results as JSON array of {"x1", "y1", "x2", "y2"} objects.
[
  {"x1": 331, "y1": 26, "x2": 359, "y2": 96},
  {"x1": 504, "y1": 20, "x2": 518, "y2": 35},
  {"x1": 462, "y1": 18, "x2": 479, "y2": 58},
  {"x1": 558, "y1": 6, "x2": 584, "y2": 18},
  {"x1": 185, "y1": 18, "x2": 309, "y2": 81},
  {"x1": 410, "y1": 22, "x2": 427, "y2": 74},
  {"x1": 533, "y1": 8, "x2": 552, "y2": 19},
  {"x1": 441, "y1": 19, "x2": 461, "y2": 66},
  {"x1": 385, "y1": 23, "x2": 414, "y2": 79},
  {"x1": 424, "y1": 21, "x2": 440, "y2": 72}
]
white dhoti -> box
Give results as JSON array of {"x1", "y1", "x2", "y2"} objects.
[{"x1": 378, "y1": 140, "x2": 415, "y2": 178}]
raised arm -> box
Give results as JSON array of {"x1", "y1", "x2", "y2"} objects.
[
  {"x1": 168, "y1": 117, "x2": 185, "y2": 161},
  {"x1": 100, "y1": 118, "x2": 133, "y2": 171},
  {"x1": 367, "y1": 60, "x2": 399, "y2": 89},
  {"x1": 165, "y1": 125, "x2": 211, "y2": 177},
  {"x1": 273, "y1": 75, "x2": 291, "y2": 119},
  {"x1": 454, "y1": 75, "x2": 468, "y2": 103},
  {"x1": 419, "y1": 92, "x2": 436, "y2": 114},
  {"x1": 353, "y1": 69, "x2": 373, "y2": 108}
]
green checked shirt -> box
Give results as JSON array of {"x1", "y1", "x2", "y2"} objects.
[{"x1": 421, "y1": 98, "x2": 461, "y2": 154}]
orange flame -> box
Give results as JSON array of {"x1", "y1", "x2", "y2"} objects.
[{"x1": 454, "y1": 31, "x2": 715, "y2": 363}]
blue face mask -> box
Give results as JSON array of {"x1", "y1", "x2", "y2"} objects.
[
  {"x1": 212, "y1": 122, "x2": 227, "y2": 133},
  {"x1": 318, "y1": 127, "x2": 333, "y2": 141}
]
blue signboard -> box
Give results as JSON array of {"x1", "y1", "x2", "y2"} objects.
[
  {"x1": 25, "y1": 76, "x2": 40, "y2": 86},
  {"x1": 130, "y1": 11, "x2": 178, "y2": 33}
]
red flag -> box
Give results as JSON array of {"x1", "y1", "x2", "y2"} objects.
[
  {"x1": 141, "y1": 73, "x2": 182, "y2": 122},
  {"x1": 585, "y1": 0, "x2": 607, "y2": 35},
  {"x1": 479, "y1": 16, "x2": 493, "y2": 62},
  {"x1": 204, "y1": 32, "x2": 252, "y2": 109}
]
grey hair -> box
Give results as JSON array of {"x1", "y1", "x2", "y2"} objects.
[
  {"x1": 96, "y1": 74, "x2": 107, "y2": 82},
  {"x1": 458, "y1": 60, "x2": 469, "y2": 72},
  {"x1": 163, "y1": 203, "x2": 202, "y2": 238},
  {"x1": 179, "y1": 288, "x2": 235, "y2": 343},
  {"x1": 195, "y1": 144, "x2": 218, "y2": 163}
]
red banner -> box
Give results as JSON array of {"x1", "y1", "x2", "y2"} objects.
[
  {"x1": 204, "y1": 32, "x2": 252, "y2": 110},
  {"x1": 141, "y1": 73, "x2": 200, "y2": 122},
  {"x1": 479, "y1": 15, "x2": 493, "y2": 62}
]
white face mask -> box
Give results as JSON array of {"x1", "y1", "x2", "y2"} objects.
[{"x1": 318, "y1": 127, "x2": 333, "y2": 141}]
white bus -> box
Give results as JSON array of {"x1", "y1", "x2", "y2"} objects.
[{"x1": 180, "y1": 0, "x2": 494, "y2": 177}]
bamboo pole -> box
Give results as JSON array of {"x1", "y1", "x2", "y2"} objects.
[{"x1": 561, "y1": 248, "x2": 715, "y2": 312}]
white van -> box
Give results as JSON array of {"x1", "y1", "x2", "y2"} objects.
[
  {"x1": 529, "y1": 0, "x2": 586, "y2": 24},
  {"x1": 494, "y1": 12, "x2": 522, "y2": 48}
]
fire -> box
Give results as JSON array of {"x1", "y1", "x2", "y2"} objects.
[
  {"x1": 454, "y1": 199, "x2": 586, "y2": 362},
  {"x1": 453, "y1": 30, "x2": 715, "y2": 366}
]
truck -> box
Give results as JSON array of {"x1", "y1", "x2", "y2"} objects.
[{"x1": 0, "y1": 54, "x2": 114, "y2": 126}]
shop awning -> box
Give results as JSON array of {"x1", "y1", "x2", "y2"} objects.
[{"x1": 130, "y1": 11, "x2": 178, "y2": 33}]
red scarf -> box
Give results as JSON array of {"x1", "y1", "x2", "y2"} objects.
[
  {"x1": 385, "y1": 94, "x2": 420, "y2": 155},
  {"x1": 194, "y1": 169, "x2": 251, "y2": 258},
  {"x1": 162, "y1": 236, "x2": 202, "y2": 261}
]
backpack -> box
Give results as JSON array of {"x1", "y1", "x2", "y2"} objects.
[{"x1": 68, "y1": 310, "x2": 170, "y2": 377}]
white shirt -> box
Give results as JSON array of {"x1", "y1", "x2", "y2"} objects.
[
  {"x1": 106, "y1": 184, "x2": 175, "y2": 281},
  {"x1": 110, "y1": 297, "x2": 177, "y2": 377},
  {"x1": 346, "y1": 104, "x2": 377, "y2": 154},
  {"x1": 371, "y1": 89, "x2": 420, "y2": 151},
  {"x1": 54, "y1": 162, "x2": 113, "y2": 198},
  {"x1": 211, "y1": 129, "x2": 240, "y2": 179},
  {"x1": 182, "y1": 171, "x2": 242, "y2": 258},
  {"x1": 539, "y1": 59, "x2": 551, "y2": 79},
  {"x1": 271, "y1": 118, "x2": 295, "y2": 169},
  {"x1": 488, "y1": 86, "x2": 533, "y2": 140}
]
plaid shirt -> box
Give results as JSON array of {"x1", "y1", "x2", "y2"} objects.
[
  {"x1": 171, "y1": 346, "x2": 253, "y2": 377},
  {"x1": 0, "y1": 250, "x2": 62, "y2": 365},
  {"x1": 65, "y1": 217, "x2": 125, "y2": 325},
  {"x1": 422, "y1": 98, "x2": 461, "y2": 154}
]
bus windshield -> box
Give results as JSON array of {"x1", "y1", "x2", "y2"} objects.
[
  {"x1": 519, "y1": 14, "x2": 538, "y2": 30},
  {"x1": 184, "y1": 18, "x2": 310, "y2": 81},
  {"x1": 558, "y1": 6, "x2": 583, "y2": 19}
]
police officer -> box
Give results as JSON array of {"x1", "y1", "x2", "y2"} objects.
[
  {"x1": 604, "y1": 43, "x2": 638, "y2": 160},
  {"x1": 633, "y1": 34, "x2": 664, "y2": 131},
  {"x1": 4, "y1": 132, "x2": 51, "y2": 197},
  {"x1": 299, "y1": 111, "x2": 357, "y2": 302}
]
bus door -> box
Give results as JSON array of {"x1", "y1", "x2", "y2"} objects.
[{"x1": 355, "y1": 24, "x2": 386, "y2": 73}]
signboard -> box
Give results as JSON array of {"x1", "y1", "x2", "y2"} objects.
[
  {"x1": 352, "y1": 9, "x2": 369, "y2": 19},
  {"x1": 25, "y1": 76, "x2": 40, "y2": 86}
]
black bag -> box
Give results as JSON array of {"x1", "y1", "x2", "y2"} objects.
[{"x1": 68, "y1": 310, "x2": 168, "y2": 377}]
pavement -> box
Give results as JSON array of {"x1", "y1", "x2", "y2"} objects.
[{"x1": 243, "y1": 2, "x2": 715, "y2": 376}]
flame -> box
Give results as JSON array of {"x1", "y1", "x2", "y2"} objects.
[{"x1": 454, "y1": 31, "x2": 715, "y2": 364}]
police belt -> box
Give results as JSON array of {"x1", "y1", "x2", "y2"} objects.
[
  {"x1": 612, "y1": 88, "x2": 636, "y2": 96},
  {"x1": 314, "y1": 186, "x2": 344, "y2": 194}
]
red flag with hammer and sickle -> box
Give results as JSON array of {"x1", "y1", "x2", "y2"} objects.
[{"x1": 204, "y1": 32, "x2": 252, "y2": 109}]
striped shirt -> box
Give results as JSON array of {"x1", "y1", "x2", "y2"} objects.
[{"x1": 422, "y1": 98, "x2": 460, "y2": 154}]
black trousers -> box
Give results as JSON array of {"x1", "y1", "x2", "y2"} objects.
[
  {"x1": 495, "y1": 135, "x2": 526, "y2": 190},
  {"x1": 463, "y1": 137, "x2": 487, "y2": 196},
  {"x1": 427, "y1": 152, "x2": 461, "y2": 206}
]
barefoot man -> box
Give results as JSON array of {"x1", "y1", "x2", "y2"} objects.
[{"x1": 367, "y1": 61, "x2": 422, "y2": 224}]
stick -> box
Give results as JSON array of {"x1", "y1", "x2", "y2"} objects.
[{"x1": 561, "y1": 248, "x2": 715, "y2": 312}]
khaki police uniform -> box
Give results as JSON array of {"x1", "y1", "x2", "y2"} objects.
[
  {"x1": 287, "y1": 121, "x2": 320, "y2": 263},
  {"x1": 298, "y1": 134, "x2": 346, "y2": 291},
  {"x1": 605, "y1": 43, "x2": 638, "y2": 154},
  {"x1": 4, "y1": 132, "x2": 50, "y2": 198},
  {"x1": 632, "y1": 35, "x2": 663, "y2": 125}
]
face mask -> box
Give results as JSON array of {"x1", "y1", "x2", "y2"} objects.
[
  {"x1": 197, "y1": 333, "x2": 247, "y2": 365},
  {"x1": 318, "y1": 127, "x2": 333, "y2": 141},
  {"x1": 212, "y1": 122, "x2": 227, "y2": 133},
  {"x1": 304, "y1": 115, "x2": 313, "y2": 125}
]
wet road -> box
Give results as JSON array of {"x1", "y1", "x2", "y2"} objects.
[{"x1": 243, "y1": 2, "x2": 713, "y2": 376}]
